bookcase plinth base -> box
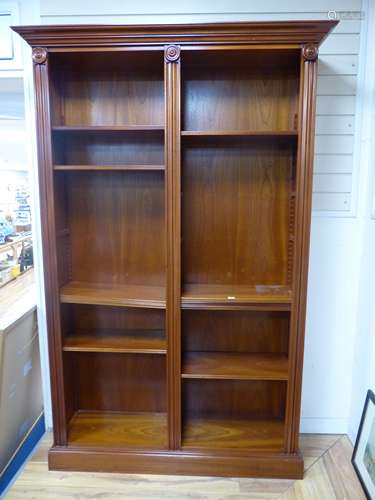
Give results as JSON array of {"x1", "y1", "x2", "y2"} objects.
[{"x1": 48, "y1": 446, "x2": 304, "y2": 479}]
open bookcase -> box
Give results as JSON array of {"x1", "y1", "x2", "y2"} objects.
[{"x1": 14, "y1": 20, "x2": 338, "y2": 479}]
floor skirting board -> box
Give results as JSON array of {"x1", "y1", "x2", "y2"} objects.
[{"x1": 0, "y1": 414, "x2": 45, "y2": 498}]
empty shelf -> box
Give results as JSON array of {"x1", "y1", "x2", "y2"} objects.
[
  {"x1": 68, "y1": 411, "x2": 167, "y2": 449},
  {"x1": 182, "y1": 417, "x2": 284, "y2": 451},
  {"x1": 182, "y1": 352, "x2": 288, "y2": 381},
  {"x1": 60, "y1": 281, "x2": 166, "y2": 309},
  {"x1": 63, "y1": 329, "x2": 166, "y2": 354},
  {"x1": 54, "y1": 164, "x2": 165, "y2": 171},
  {"x1": 181, "y1": 284, "x2": 292, "y2": 310}
]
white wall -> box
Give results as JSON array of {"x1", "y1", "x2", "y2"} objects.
[
  {"x1": 349, "y1": 224, "x2": 375, "y2": 441},
  {"x1": 348, "y1": 0, "x2": 375, "y2": 443},
  {"x1": 40, "y1": 0, "x2": 362, "y2": 215},
  {"x1": 12, "y1": 0, "x2": 369, "y2": 434},
  {"x1": 301, "y1": 217, "x2": 361, "y2": 432}
]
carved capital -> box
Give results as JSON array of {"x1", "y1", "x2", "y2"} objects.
[
  {"x1": 32, "y1": 47, "x2": 47, "y2": 64},
  {"x1": 165, "y1": 45, "x2": 180, "y2": 63},
  {"x1": 302, "y1": 44, "x2": 318, "y2": 61}
]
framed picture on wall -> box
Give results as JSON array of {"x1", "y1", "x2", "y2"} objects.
[{"x1": 352, "y1": 390, "x2": 375, "y2": 499}]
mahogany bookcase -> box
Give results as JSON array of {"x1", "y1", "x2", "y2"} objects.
[{"x1": 13, "y1": 21, "x2": 337, "y2": 479}]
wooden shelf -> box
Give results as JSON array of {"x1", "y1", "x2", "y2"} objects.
[
  {"x1": 60, "y1": 281, "x2": 166, "y2": 309},
  {"x1": 182, "y1": 352, "x2": 288, "y2": 381},
  {"x1": 52, "y1": 125, "x2": 164, "y2": 132},
  {"x1": 63, "y1": 329, "x2": 166, "y2": 354},
  {"x1": 181, "y1": 284, "x2": 292, "y2": 310},
  {"x1": 181, "y1": 130, "x2": 297, "y2": 137},
  {"x1": 68, "y1": 411, "x2": 167, "y2": 449},
  {"x1": 54, "y1": 164, "x2": 165, "y2": 171},
  {"x1": 182, "y1": 417, "x2": 284, "y2": 451}
]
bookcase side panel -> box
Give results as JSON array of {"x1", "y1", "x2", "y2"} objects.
[
  {"x1": 285, "y1": 49, "x2": 318, "y2": 453},
  {"x1": 33, "y1": 51, "x2": 68, "y2": 445}
]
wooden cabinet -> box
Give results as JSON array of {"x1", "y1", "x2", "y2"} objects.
[{"x1": 13, "y1": 21, "x2": 337, "y2": 479}]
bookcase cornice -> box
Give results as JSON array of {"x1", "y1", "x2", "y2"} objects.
[{"x1": 13, "y1": 20, "x2": 337, "y2": 49}]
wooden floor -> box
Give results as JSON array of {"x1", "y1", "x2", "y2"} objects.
[{"x1": 6, "y1": 433, "x2": 366, "y2": 499}]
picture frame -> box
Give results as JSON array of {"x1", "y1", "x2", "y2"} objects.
[{"x1": 352, "y1": 390, "x2": 375, "y2": 499}]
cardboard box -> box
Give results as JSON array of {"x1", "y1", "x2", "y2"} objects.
[{"x1": 0, "y1": 307, "x2": 43, "y2": 476}]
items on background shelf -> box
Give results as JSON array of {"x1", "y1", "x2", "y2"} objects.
[
  {"x1": 0, "y1": 234, "x2": 33, "y2": 287},
  {"x1": 0, "y1": 179, "x2": 33, "y2": 286},
  {"x1": 0, "y1": 216, "x2": 13, "y2": 245},
  {"x1": 19, "y1": 240, "x2": 33, "y2": 272},
  {"x1": 14, "y1": 185, "x2": 31, "y2": 232},
  {"x1": 0, "y1": 178, "x2": 32, "y2": 237}
]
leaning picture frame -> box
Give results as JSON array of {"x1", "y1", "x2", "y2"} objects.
[{"x1": 352, "y1": 390, "x2": 375, "y2": 499}]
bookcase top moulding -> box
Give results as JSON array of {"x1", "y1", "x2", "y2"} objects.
[{"x1": 12, "y1": 20, "x2": 338, "y2": 50}]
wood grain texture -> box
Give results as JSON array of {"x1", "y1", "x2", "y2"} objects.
[
  {"x1": 67, "y1": 352, "x2": 166, "y2": 414},
  {"x1": 68, "y1": 411, "x2": 168, "y2": 449},
  {"x1": 63, "y1": 329, "x2": 166, "y2": 354},
  {"x1": 182, "y1": 284, "x2": 292, "y2": 310},
  {"x1": 165, "y1": 47, "x2": 182, "y2": 450},
  {"x1": 284, "y1": 54, "x2": 318, "y2": 455},
  {"x1": 60, "y1": 303, "x2": 165, "y2": 330},
  {"x1": 67, "y1": 170, "x2": 165, "y2": 288},
  {"x1": 182, "y1": 417, "x2": 284, "y2": 451},
  {"x1": 54, "y1": 164, "x2": 165, "y2": 171},
  {"x1": 181, "y1": 130, "x2": 298, "y2": 136},
  {"x1": 47, "y1": 447, "x2": 303, "y2": 479},
  {"x1": 33, "y1": 56, "x2": 68, "y2": 445},
  {"x1": 12, "y1": 20, "x2": 339, "y2": 47},
  {"x1": 281, "y1": 437, "x2": 366, "y2": 500},
  {"x1": 60, "y1": 282, "x2": 166, "y2": 309},
  {"x1": 182, "y1": 137, "x2": 295, "y2": 288},
  {"x1": 8, "y1": 434, "x2": 366, "y2": 498},
  {"x1": 49, "y1": 51, "x2": 164, "y2": 127},
  {"x1": 183, "y1": 54, "x2": 299, "y2": 132},
  {"x1": 183, "y1": 379, "x2": 286, "y2": 420},
  {"x1": 52, "y1": 125, "x2": 165, "y2": 131},
  {"x1": 63, "y1": 351, "x2": 78, "y2": 426},
  {"x1": 182, "y1": 310, "x2": 289, "y2": 353},
  {"x1": 182, "y1": 353, "x2": 288, "y2": 381},
  {"x1": 299, "y1": 434, "x2": 341, "y2": 470},
  {"x1": 52, "y1": 129, "x2": 164, "y2": 168}
]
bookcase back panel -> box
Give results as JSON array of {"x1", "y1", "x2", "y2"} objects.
[
  {"x1": 182, "y1": 138, "x2": 295, "y2": 287},
  {"x1": 182, "y1": 310, "x2": 289, "y2": 353},
  {"x1": 62, "y1": 171, "x2": 165, "y2": 286},
  {"x1": 183, "y1": 379, "x2": 286, "y2": 419},
  {"x1": 65, "y1": 352, "x2": 166, "y2": 413},
  {"x1": 62, "y1": 304, "x2": 165, "y2": 333},
  {"x1": 60, "y1": 304, "x2": 166, "y2": 354},
  {"x1": 53, "y1": 130, "x2": 164, "y2": 166},
  {"x1": 182, "y1": 50, "x2": 299, "y2": 132},
  {"x1": 50, "y1": 52, "x2": 164, "y2": 127}
]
